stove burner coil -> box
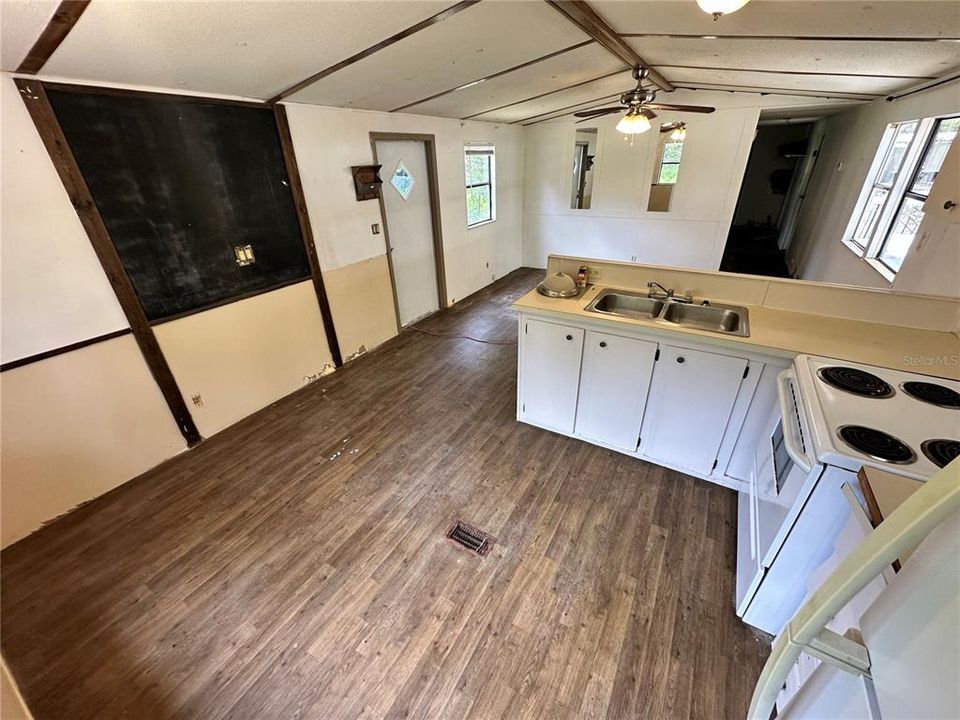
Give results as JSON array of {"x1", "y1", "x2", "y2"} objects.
[
  {"x1": 901, "y1": 381, "x2": 960, "y2": 409},
  {"x1": 818, "y1": 367, "x2": 894, "y2": 399},
  {"x1": 921, "y1": 439, "x2": 960, "y2": 469},
  {"x1": 837, "y1": 425, "x2": 916, "y2": 464}
]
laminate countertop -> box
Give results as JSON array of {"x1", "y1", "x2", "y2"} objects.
[{"x1": 513, "y1": 284, "x2": 960, "y2": 380}]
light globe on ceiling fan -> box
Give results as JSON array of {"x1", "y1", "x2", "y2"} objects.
[{"x1": 696, "y1": 0, "x2": 751, "y2": 20}]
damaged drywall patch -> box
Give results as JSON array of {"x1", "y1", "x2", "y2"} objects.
[
  {"x1": 304, "y1": 364, "x2": 336, "y2": 384},
  {"x1": 345, "y1": 344, "x2": 368, "y2": 362}
]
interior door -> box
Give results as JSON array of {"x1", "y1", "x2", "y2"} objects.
[
  {"x1": 574, "y1": 330, "x2": 657, "y2": 451},
  {"x1": 639, "y1": 344, "x2": 748, "y2": 476},
  {"x1": 376, "y1": 140, "x2": 440, "y2": 327},
  {"x1": 519, "y1": 318, "x2": 584, "y2": 434}
]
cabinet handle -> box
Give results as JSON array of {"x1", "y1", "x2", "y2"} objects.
[
  {"x1": 599, "y1": 341, "x2": 607, "y2": 348},
  {"x1": 677, "y1": 356, "x2": 685, "y2": 364},
  {"x1": 565, "y1": 334, "x2": 573, "y2": 341}
]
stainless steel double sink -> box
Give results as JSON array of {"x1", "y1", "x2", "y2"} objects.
[{"x1": 585, "y1": 289, "x2": 750, "y2": 337}]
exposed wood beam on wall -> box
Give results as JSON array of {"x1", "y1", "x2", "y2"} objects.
[
  {"x1": 390, "y1": 40, "x2": 594, "y2": 113},
  {"x1": 462, "y1": 69, "x2": 625, "y2": 120},
  {"x1": 16, "y1": 0, "x2": 91, "y2": 74},
  {"x1": 0, "y1": 329, "x2": 132, "y2": 373},
  {"x1": 267, "y1": 0, "x2": 481, "y2": 104},
  {"x1": 622, "y1": 33, "x2": 960, "y2": 42},
  {"x1": 13, "y1": 78, "x2": 203, "y2": 447},
  {"x1": 273, "y1": 105, "x2": 343, "y2": 367},
  {"x1": 545, "y1": 0, "x2": 674, "y2": 92},
  {"x1": 651, "y1": 64, "x2": 935, "y2": 80}
]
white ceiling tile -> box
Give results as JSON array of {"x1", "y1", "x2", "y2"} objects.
[
  {"x1": 42, "y1": 0, "x2": 457, "y2": 99},
  {"x1": 662, "y1": 67, "x2": 906, "y2": 96},
  {"x1": 286, "y1": 1, "x2": 589, "y2": 110},
  {"x1": 628, "y1": 37, "x2": 960, "y2": 80},
  {"x1": 0, "y1": 0, "x2": 60, "y2": 71},
  {"x1": 404, "y1": 43, "x2": 626, "y2": 119},
  {"x1": 592, "y1": 1, "x2": 960, "y2": 39}
]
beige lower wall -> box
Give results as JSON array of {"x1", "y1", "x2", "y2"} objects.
[
  {"x1": 2, "y1": 657, "x2": 32, "y2": 720},
  {"x1": 323, "y1": 254, "x2": 398, "y2": 361},
  {"x1": 154, "y1": 280, "x2": 335, "y2": 438},
  {"x1": 0, "y1": 335, "x2": 186, "y2": 548}
]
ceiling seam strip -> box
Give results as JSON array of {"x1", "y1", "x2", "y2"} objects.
[
  {"x1": 390, "y1": 40, "x2": 595, "y2": 113},
  {"x1": 16, "y1": 0, "x2": 91, "y2": 75},
  {"x1": 622, "y1": 33, "x2": 960, "y2": 43},
  {"x1": 461, "y1": 69, "x2": 627, "y2": 121},
  {"x1": 267, "y1": 0, "x2": 481, "y2": 104},
  {"x1": 650, "y1": 64, "x2": 936, "y2": 80},
  {"x1": 544, "y1": 0, "x2": 674, "y2": 92},
  {"x1": 672, "y1": 83, "x2": 881, "y2": 100},
  {"x1": 514, "y1": 93, "x2": 623, "y2": 125}
]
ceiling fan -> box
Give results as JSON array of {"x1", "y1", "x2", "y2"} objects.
[{"x1": 573, "y1": 68, "x2": 715, "y2": 135}]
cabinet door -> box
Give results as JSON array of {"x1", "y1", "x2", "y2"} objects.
[
  {"x1": 518, "y1": 318, "x2": 584, "y2": 434},
  {"x1": 639, "y1": 345, "x2": 747, "y2": 476},
  {"x1": 575, "y1": 331, "x2": 658, "y2": 451}
]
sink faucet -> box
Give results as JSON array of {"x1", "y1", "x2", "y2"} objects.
[{"x1": 648, "y1": 281, "x2": 693, "y2": 303}]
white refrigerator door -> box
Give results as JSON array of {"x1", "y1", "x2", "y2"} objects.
[{"x1": 859, "y1": 509, "x2": 960, "y2": 719}]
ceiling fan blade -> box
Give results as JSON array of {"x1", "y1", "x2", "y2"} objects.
[
  {"x1": 572, "y1": 107, "x2": 623, "y2": 118},
  {"x1": 645, "y1": 102, "x2": 715, "y2": 114},
  {"x1": 659, "y1": 121, "x2": 683, "y2": 133},
  {"x1": 640, "y1": 108, "x2": 658, "y2": 120}
]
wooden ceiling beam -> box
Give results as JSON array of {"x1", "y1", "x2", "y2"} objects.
[
  {"x1": 672, "y1": 83, "x2": 880, "y2": 100},
  {"x1": 545, "y1": 0, "x2": 674, "y2": 92},
  {"x1": 16, "y1": 0, "x2": 91, "y2": 74},
  {"x1": 267, "y1": 0, "x2": 480, "y2": 104}
]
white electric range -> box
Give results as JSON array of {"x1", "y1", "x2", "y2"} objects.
[{"x1": 736, "y1": 354, "x2": 959, "y2": 635}]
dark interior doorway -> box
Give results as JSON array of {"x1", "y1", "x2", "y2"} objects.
[{"x1": 721, "y1": 122, "x2": 816, "y2": 278}]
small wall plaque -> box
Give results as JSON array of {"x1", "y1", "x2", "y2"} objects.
[{"x1": 351, "y1": 164, "x2": 383, "y2": 201}]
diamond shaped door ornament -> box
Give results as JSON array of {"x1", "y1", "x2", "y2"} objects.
[{"x1": 390, "y1": 160, "x2": 415, "y2": 201}]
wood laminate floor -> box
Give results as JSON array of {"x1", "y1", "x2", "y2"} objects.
[{"x1": 1, "y1": 268, "x2": 768, "y2": 719}]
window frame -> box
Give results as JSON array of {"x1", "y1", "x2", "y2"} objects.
[
  {"x1": 873, "y1": 116, "x2": 956, "y2": 274},
  {"x1": 842, "y1": 114, "x2": 958, "y2": 280},
  {"x1": 656, "y1": 140, "x2": 684, "y2": 186},
  {"x1": 464, "y1": 145, "x2": 496, "y2": 228}
]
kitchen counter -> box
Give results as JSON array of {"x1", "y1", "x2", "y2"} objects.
[{"x1": 513, "y1": 284, "x2": 960, "y2": 379}]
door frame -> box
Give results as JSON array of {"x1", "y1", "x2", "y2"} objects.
[{"x1": 370, "y1": 132, "x2": 447, "y2": 331}]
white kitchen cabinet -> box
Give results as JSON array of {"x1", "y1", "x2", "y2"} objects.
[
  {"x1": 518, "y1": 318, "x2": 584, "y2": 434},
  {"x1": 574, "y1": 331, "x2": 658, "y2": 451},
  {"x1": 639, "y1": 345, "x2": 748, "y2": 476}
]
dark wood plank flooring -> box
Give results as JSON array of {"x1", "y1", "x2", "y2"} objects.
[{"x1": 1, "y1": 268, "x2": 768, "y2": 719}]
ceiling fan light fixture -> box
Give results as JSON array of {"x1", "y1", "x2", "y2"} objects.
[
  {"x1": 670, "y1": 124, "x2": 687, "y2": 141},
  {"x1": 616, "y1": 109, "x2": 651, "y2": 135},
  {"x1": 696, "y1": 0, "x2": 750, "y2": 19}
]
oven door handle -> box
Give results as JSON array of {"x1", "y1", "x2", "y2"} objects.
[{"x1": 777, "y1": 369, "x2": 814, "y2": 474}]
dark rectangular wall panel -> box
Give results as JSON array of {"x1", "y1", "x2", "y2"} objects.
[{"x1": 46, "y1": 88, "x2": 311, "y2": 321}]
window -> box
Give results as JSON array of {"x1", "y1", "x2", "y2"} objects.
[
  {"x1": 465, "y1": 146, "x2": 495, "y2": 227},
  {"x1": 844, "y1": 115, "x2": 958, "y2": 278},
  {"x1": 657, "y1": 140, "x2": 684, "y2": 185}
]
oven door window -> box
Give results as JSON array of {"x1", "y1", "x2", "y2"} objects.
[{"x1": 771, "y1": 420, "x2": 794, "y2": 496}]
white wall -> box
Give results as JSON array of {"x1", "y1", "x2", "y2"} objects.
[
  {"x1": 283, "y1": 103, "x2": 524, "y2": 357},
  {"x1": 788, "y1": 81, "x2": 960, "y2": 297},
  {"x1": 1, "y1": 74, "x2": 128, "y2": 363},
  {"x1": 522, "y1": 104, "x2": 758, "y2": 269}
]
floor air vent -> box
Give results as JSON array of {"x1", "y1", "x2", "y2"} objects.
[{"x1": 446, "y1": 520, "x2": 493, "y2": 557}]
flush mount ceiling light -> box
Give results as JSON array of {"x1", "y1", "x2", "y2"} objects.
[
  {"x1": 696, "y1": 0, "x2": 750, "y2": 20},
  {"x1": 616, "y1": 107, "x2": 653, "y2": 135}
]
